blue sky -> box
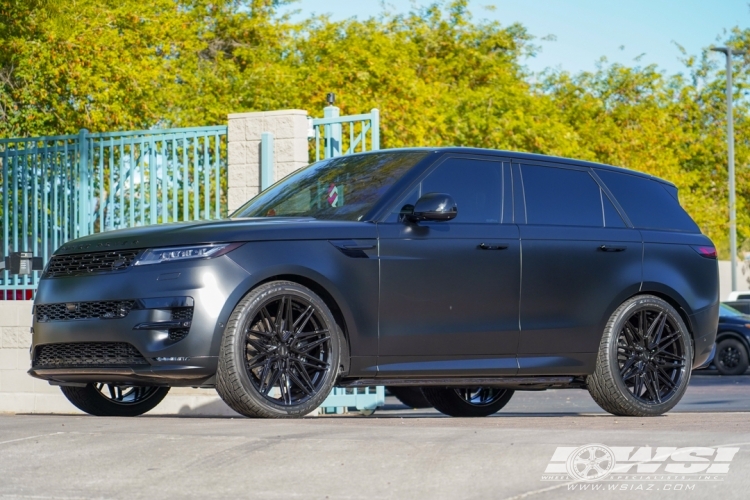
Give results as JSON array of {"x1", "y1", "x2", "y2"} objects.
[{"x1": 281, "y1": 0, "x2": 750, "y2": 76}]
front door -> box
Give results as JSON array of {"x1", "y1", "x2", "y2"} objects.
[{"x1": 377, "y1": 155, "x2": 521, "y2": 377}]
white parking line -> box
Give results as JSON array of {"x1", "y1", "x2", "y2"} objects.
[{"x1": 0, "y1": 432, "x2": 63, "y2": 446}]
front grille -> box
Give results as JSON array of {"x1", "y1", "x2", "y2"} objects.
[
  {"x1": 44, "y1": 250, "x2": 140, "y2": 278},
  {"x1": 168, "y1": 329, "x2": 190, "y2": 341},
  {"x1": 33, "y1": 342, "x2": 148, "y2": 368},
  {"x1": 168, "y1": 307, "x2": 193, "y2": 342},
  {"x1": 35, "y1": 300, "x2": 135, "y2": 322},
  {"x1": 171, "y1": 308, "x2": 193, "y2": 322}
]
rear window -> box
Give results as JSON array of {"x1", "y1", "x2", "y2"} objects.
[
  {"x1": 595, "y1": 169, "x2": 699, "y2": 232},
  {"x1": 521, "y1": 164, "x2": 602, "y2": 227}
]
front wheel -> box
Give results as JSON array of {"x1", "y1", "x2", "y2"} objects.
[
  {"x1": 422, "y1": 387, "x2": 514, "y2": 417},
  {"x1": 216, "y1": 281, "x2": 342, "y2": 418},
  {"x1": 60, "y1": 384, "x2": 169, "y2": 416},
  {"x1": 587, "y1": 295, "x2": 692, "y2": 416}
]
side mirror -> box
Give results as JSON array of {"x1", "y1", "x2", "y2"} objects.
[{"x1": 405, "y1": 193, "x2": 457, "y2": 222}]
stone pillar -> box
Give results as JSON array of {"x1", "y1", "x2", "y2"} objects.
[{"x1": 227, "y1": 110, "x2": 310, "y2": 213}]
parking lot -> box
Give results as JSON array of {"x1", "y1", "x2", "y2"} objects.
[{"x1": 0, "y1": 371, "x2": 748, "y2": 500}]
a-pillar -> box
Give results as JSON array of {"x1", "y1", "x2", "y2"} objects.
[{"x1": 226, "y1": 110, "x2": 309, "y2": 213}]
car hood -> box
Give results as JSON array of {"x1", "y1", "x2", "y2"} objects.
[{"x1": 54, "y1": 218, "x2": 377, "y2": 255}]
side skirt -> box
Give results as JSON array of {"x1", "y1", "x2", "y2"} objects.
[{"x1": 338, "y1": 376, "x2": 587, "y2": 391}]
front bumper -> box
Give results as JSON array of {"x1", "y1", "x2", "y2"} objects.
[{"x1": 29, "y1": 255, "x2": 250, "y2": 387}]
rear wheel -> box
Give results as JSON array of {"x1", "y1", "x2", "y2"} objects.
[
  {"x1": 715, "y1": 338, "x2": 749, "y2": 375},
  {"x1": 422, "y1": 387, "x2": 514, "y2": 417},
  {"x1": 216, "y1": 281, "x2": 341, "y2": 418},
  {"x1": 388, "y1": 386, "x2": 431, "y2": 409},
  {"x1": 587, "y1": 295, "x2": 692, "y2": 416},
  {"x1": 60, "y1": 384, "x2": 169, "y2": 416}
]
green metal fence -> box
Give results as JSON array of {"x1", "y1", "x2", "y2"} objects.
[
  {"x1": 311, "y1": 107, "x2": 379, "y2": 161},
  {"x1": 1, "y1": 126, "x2": 227, "y2": 299}
]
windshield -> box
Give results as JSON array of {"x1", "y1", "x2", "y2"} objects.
[
  {"x1": 720, "y1": 303, "x2": 744, "y2": 317},
  {"x1": 232, "y1": 151, "x2": 429, "y2": 221}
]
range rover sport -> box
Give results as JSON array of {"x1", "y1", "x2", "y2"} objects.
[{"x1": 29, "y1": 148, "x2": 719, "y2": 418}]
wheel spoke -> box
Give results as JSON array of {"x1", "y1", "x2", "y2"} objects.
[
  {"x1": 297, "y1": 352, "x2": 330, "y2": 370},
  {"x1": 287, "y1": 369, "x2": 313, "y2": 396},
  {"x1": 293, "y1": 360, "x2": 317, "y2": 389},
  {"x1": 294, "y1": 335, "x2": 331, "y2": 354},
  {"x1": 294, "y1": 328, "x2": 329, "y2": 339},
  {"x1": 246, "y1": 352, "x2": 271, "y2": 370},
  {"x1": 285, "y1": 296, "x2": 294, "y2": 332},
  {"x1": 644, "y1": 311, "x2": 663, "y2": 346},
  {"x1": 259, "y1": 306, "x2": 275, "y2": 332},
  {"x1": 293, "y1": 305, "x2": 314, "y2": 333},
  {"x1": 246, "y1": 336, "x2": 270, "y2": 354},
  {"x1": 273, "y1": 298, "x2": 285, "y2": 333}
]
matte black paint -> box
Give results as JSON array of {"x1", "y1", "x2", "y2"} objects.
[{"x1": 29, "y1": 147, "x2": 719, "y2": 388}]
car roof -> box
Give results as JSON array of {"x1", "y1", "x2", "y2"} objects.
[{"x1": 353, "y1": 147, "x2": 677, "y2": 188}]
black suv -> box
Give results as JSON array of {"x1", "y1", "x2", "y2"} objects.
[{"x1": 30, "y1": 149, "x2": 718, "y2": 418}]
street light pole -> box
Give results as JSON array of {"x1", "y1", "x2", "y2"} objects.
[{"x1": 712, "y1": 47, "x2": 737, "y2": 291}]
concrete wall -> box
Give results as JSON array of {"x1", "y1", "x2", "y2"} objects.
[{"x1": 226, "y1": 109, "x2": 309, "y2": 213}]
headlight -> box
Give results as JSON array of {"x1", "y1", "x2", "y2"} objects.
[{"x1": 134, "y1": 243, "x2": 240, "y2": 266}]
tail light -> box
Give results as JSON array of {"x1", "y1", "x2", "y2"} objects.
[{"x1": 691, "y1": 246, "x2": 717, "y2": 259}]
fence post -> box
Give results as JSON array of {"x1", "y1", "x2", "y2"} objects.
[
  {"x1": 77, "y1": 129, "x2": 89, "y2": 237},
  {"x1": 226, "y1": 110, "x2": 308, "y2": 213},
  {"x1": 323, "y1": 105, "x2": 341, "y2": 158},
  {"x1": 370, "y1": 108, "x2": 380, "y2": 151},
  {"x1": 260, "y1": 132, "x2": 274, "y2": 191}
]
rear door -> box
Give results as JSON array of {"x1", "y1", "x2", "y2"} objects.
[
  {"x1": 376, "y1": 155, "x2": 521, "y2": 377},
  {"x1": 516, "y1": 161, "x2": 643, "y2": 374}
]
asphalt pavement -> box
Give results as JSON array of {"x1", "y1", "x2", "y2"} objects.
[{"x1": 1, "y1": 372, "x2": 749, "y2": 500}]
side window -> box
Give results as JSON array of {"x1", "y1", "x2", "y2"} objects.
[
  {"x1": 602, "y1": 191, "x2": 626, "y2": 228},
  {"x1": 596, "y1": 170, "x2": 700, "y2": 233},
  {"x1": 421, "y1": 158, "x2": 503, "y2": 223},
  {"x1": 521, "y1": 165, "x2": 603, "y2": 227}
]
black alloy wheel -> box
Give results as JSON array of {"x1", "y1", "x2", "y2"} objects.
[
  {"x1": 94, "y1": 384, "x2": 161, "y2": 404},
  {"x1": 60, "y1": 383, "x2": 170, "y2": 416},
  {"x1": 588, "y1": 295, "x2": 692, "y2": 416},
  {"x1": 245, "y1": 294, "x2": 334, "y2": 405},
  {"x1": 216, "y1": 281, "x2": 341, "y2": 418},
  {"x1": 715, "y1": 338, "x2": 749, "y2": 375},
  {"x1": 616, "y1": 308, "x2": 687, "y2": 404},
  {"x1": 422, "y1": 386, "x2": 514, "y2": 417}
]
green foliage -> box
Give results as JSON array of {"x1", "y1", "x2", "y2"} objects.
[{"x1": 1, "y1": 0, "x2": 749, "y2": 255}]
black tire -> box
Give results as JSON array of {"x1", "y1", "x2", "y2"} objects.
[
  {"x1": 715, "y1": 337, "x2": 749, "y2": 375},
  {"x1": 388, "y1": 386, "x2": 431, "y2": 409},
  {"x1": 587, "y1": 295, "x2": 692, "y2": 416},
  {"x1": 422, "y1": 387, "x2": 514, "y2": 417},
  {"x1": 216, "y1": 281, "x2": 342, "y2": 418},
  {"x1": 60, "y1": 384, "x2": 169, "y2": 416}
]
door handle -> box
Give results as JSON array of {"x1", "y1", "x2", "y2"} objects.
[
  {"x1": 342, "y1": 244, "x2": 376, "y2": 250},
  {"x1": 598, "y1": 245, "x2": 627, "y2": 252},
  {"x1": 478, "y1": 243, "x2": 509, "y2": 250}
]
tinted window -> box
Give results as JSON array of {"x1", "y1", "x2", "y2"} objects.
[
  {"x1": 521, "y1": 165, "x2": 602, "y2": 226},
  {"x1": 421, "y1": 158, "x2": 503, "y2": 223},
  {"x1": 602, "y1": 191, "x2": 626, "y2": 228},
  {"x1": 596, "y1": 169, "x2": 699, "y2": 232},
  {"x1": 233, "y1": 152, "x2": 428, "y2": 221}
]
